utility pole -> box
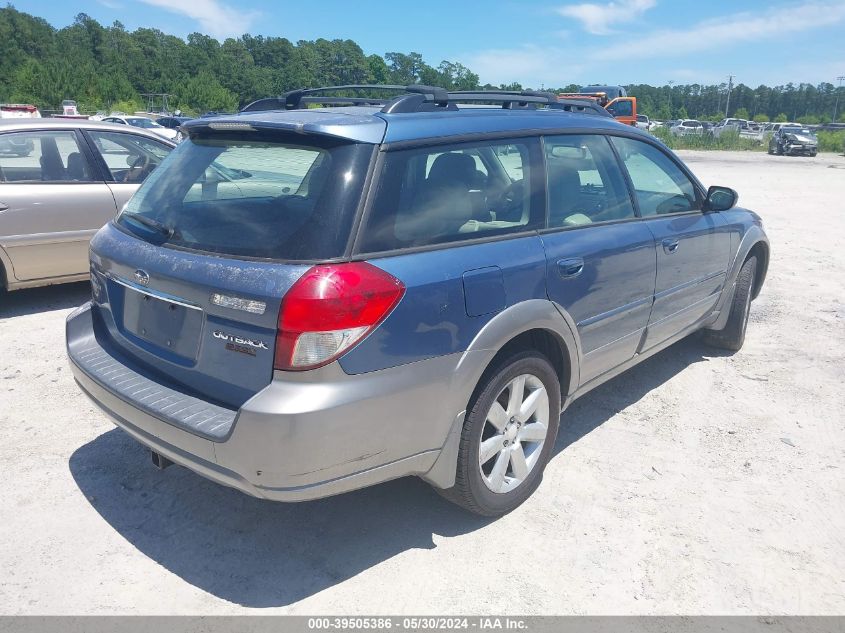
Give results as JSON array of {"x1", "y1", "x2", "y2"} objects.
[
  {"x1": 834, "y1": 75, "x2": 845, "y2": 123},
  {"x1": 668, "y1": 80, "x2": 675, "y2": 117},
  {"x1": 725, "y1": 74, "x2": 734, "y2": 117}
]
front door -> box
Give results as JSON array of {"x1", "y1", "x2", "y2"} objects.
[
  {"x1": 540, "y1": 134, "x2": 656, "y2": 386},
  {"x1": 610, "y1": 136, "x2": 732, "y2": 350},
  {"x1": 0, "y1": 128, "x2": 116, "y2": 282}
]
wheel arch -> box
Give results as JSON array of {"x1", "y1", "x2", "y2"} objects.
[
  {"x1": 422, "y1": 300, "x2": 580, "y2": 490},
  {"x1": 458, "y1": 298, "x2": 580, "y2": 401},
  {"x1": 746, "y1": 239, "x2": 769, "y2": 299}
]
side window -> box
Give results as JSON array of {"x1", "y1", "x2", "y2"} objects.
[
  {"x1": 0, "y1": 130, "x2": 94, "y2": 183},
  {"x1": 606, "y1": 99, "x2": 633, "y2": 118},
  {"x1": 544, "y1": 134, "x2": 635, "y2": 226},
  {"x1": 359, "y1": 139, "x2": 542, "y2": 252},
  {"x1": 610, "y1": 136, "x2": 699, "y2": 216},
  {"x1": 87, "y1": 131, "x2": 172, "y2": 184}
]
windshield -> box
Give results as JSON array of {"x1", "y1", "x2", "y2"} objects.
[
  {"x1": 115, "y1": 132, "x2": 372, "y2": 260},
  {"x1": 127, "y1": 118, "x2": 162, "y2": 129}
]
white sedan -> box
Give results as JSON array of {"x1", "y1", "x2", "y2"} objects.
[{"x1": 100, "y1": 115, "x2": 178, "y2": 142}]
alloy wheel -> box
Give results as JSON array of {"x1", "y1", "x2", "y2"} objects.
[{"x1": 478, "y1": 374, "x2": 550, "y2": 494}]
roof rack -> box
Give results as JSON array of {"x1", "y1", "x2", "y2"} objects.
[
  {"x1": 240, "y1": 85, "x2": 451, "y2": 114},
  {"x1": 553, "y1": 97, "x2": 613, "y2": 118},
  {"x1": 447, "y1": 91, "x2": 611, "y2": 117},
  {"x1": 239, "y1": 85, "x2": 612, "y2": 117}
]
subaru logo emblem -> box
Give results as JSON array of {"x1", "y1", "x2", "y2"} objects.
[{"x1": 134, "y1": 269, "x2": 150, "y2": 286}]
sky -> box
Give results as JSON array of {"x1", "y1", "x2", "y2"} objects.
[{"x1": 21, "y1": 0, "x2": 845, "y2": 88}]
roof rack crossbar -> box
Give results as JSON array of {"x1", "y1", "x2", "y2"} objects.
[{"x1": 241, "y1": 85, "x2": 451, "y2": 113}]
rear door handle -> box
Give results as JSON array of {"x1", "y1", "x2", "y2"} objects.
[
  {"x1": 662, "y1": 238, "x2": 680, "y2": 254},
  {"x1": 557, "y1": 257, "x2": 584, "y2": 278}
]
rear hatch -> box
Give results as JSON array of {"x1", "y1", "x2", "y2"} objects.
[{"x1": 88, "y1": 126, "x2": 374, "y2": 409}]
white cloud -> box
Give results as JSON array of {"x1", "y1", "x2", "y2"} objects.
[
  {"x1": 595, "y1": 1, "x2": 845, "y2": 62},
  {"x1": 138, "y1": 0, "x2": 259, "y2": 39},
  {"x1": 466, "y1": 0, "x2": 845, "y2": 87},
  {"x1": 97, "y1": 0, "x2": 123, "y2": 8},
  {"x1": 463, "y1": 45, "x2": 584, "y2": 89},
  {"x1": 556, "y1": 0, "x2": 656, "y2": 35}
]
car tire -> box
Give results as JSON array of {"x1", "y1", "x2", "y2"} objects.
[
  {"x1": 438, "y1": 351, "x2": 561, "y2": 516},
  {"x1": 703, "y1": 256, "x2": 757, "y2": 351}
]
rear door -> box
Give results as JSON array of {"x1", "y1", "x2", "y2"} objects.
[
  {"x1": 82, "y1": 129, "x2": 174, "y2": 210},
  {"x1": 0, "y1": 128, "x2": 116, "y2": 282},
  {"x1": 610, "y1": 136, "x2": 731, "y2": 350},
  {"x1": 540, "y1": 134, "x2": 656, "y2": 385}
]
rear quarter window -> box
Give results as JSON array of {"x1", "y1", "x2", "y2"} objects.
[{"x1": 358, "y1": 138, "x2": 544, "y2": 253}]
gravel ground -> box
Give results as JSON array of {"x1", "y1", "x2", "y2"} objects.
[{"x1": 0, "y1": 150, "x2": 843, "y2": 615}]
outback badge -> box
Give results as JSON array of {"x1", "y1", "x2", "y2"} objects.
[{"x1": 213, "y1": 330, "x2": 269, "y2": 357}]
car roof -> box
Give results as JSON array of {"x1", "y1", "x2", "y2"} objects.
[
  {"x1": 185, "y1": 105, "x2": 644, "y2": 145},
  {"x1": 0, "y1": 118, "x2": 175, "y2": 143}
]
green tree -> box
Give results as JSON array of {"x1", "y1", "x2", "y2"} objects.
[
  {"x1": 734, "y1": 107, "x2": 750, "y2": 120},
  {"x1": 385, "y1": 51, "x2": 427, "y2": 84},
  {"x1": 182, "y1": 71, "x2": 238, "y2": 113},
  {"x1": 774, "y1": 113, "x2": 788, "y2": 122}
]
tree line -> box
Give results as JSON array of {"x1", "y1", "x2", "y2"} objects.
[{"x1": 1, "y1": 5, "x2": 843, "y2": 123}]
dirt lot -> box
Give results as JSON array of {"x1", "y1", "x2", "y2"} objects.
[{"x1": 0, "y1": 151, "x2": 843, "y2": 615}]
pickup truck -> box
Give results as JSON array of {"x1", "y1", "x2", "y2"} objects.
[{"x1": 558, "y1": 86, "x2": 637, "y2": 126}]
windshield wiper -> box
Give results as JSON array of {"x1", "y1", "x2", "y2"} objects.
[{"x1": 121, "y1": 212, "x2": 178, "y2": 239}]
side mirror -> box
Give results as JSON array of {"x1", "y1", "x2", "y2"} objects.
[{"x1": 704, "y1": 185, "x2": 738, "y2": 212}]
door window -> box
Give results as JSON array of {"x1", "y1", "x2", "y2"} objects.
[
  {"x1": 87, "y1": 131, "x2": 172, "y2": 184},
  {"x1": 0, "y1": 130, "x2": 94, "y2": 183},
  {"x1": 606, "y1": 99, "x2": 633, "y2": 118},
  {"x1": 358, "y1": 139, "x2": 542, "y2": 252},
  {"x1": 610, "y1": 136, "x2": 699, "y2": 216},
  {"x1": 544, "y1": 134, "x2": 635, "y2": 226}
]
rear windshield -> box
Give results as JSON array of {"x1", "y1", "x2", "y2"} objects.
[{"x1": 116, "y1": 132, "x2": 372, "y2": 260}]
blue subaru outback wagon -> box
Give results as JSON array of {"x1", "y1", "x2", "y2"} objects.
[{"x1": 67, "y1": 86, "x2": 769, "y2": 516}]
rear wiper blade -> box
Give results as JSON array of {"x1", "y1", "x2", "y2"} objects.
[{"x1": 122, "y1": 212, "x2": 177, "y2": 238}]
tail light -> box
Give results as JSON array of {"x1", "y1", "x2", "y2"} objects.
[{"x1": 274, "y1": 262, "x2": 405, "y2": 371}]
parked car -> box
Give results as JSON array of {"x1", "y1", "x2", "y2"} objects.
[
  {"x1": 636, "y1": 114, "x2": 650, "y2": 130},
  {"x1": 156, "y1": 115, "x2": 192, "y2": 130},
  {"x1": 66, "y1": 85, "x2": 769, "y2": 517},
  {"x1": 100, "y1": 115, "x2": 179, "y2": 142},
  {"x1": 155, "y1": 115, "x2": 192, "y2": 142},
  {"x1": 671, "y1": 119, "x2": 705, "y2": 136},
  {"x1": 768, "y1": 125, "x2": 818, "y2": 156},
  {"x1": 0, "y1": 119, "x2": 174, "y2": 291}
]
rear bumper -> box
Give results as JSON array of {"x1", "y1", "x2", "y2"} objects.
[{"x1": 67, "y1": 302, "x2": 479, "y2": 501}]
